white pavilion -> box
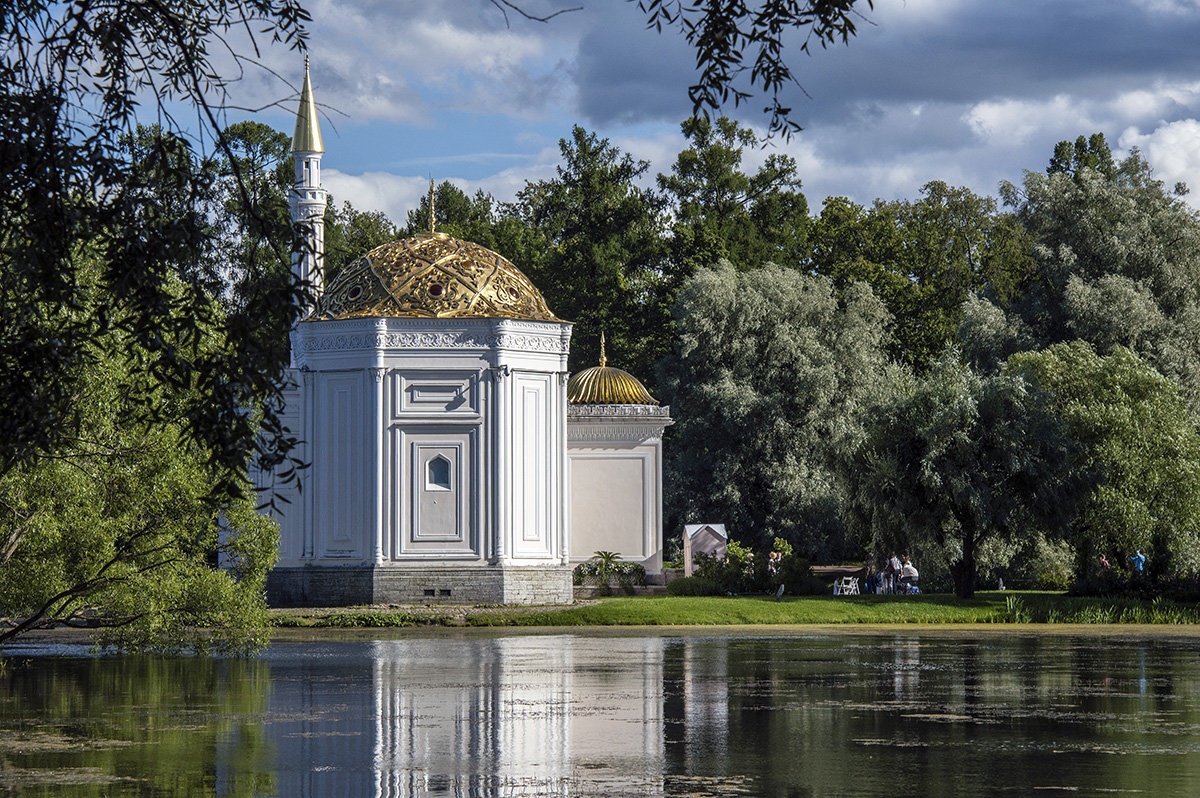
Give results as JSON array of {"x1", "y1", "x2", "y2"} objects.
[{"x1": 259, "y1": 63, "x2": 671, "y2": 606}]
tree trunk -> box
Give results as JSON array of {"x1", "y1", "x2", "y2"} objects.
[{"x1": 951, "y1": 529, "x2": 977, "y2": 599}]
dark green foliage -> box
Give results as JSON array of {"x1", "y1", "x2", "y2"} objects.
[
  {"x1": 658, "y1": 116, "x2": 809, "y2": 275},
  {"x1": 1048, "y1": 133, "x2": 1117, "y2": 179},
  {"x1": 508, "y1": 127, "x2": 671, "y2": 382},
  {"x1": 0, "y1": 1, "x2": 311, "y2": 502},
  {"x1": 690, "y1": 539, "x2": 820, "y2": 595},
  {"x1": 810, "y1": 182, "x2": 1035, "y2": 370},
  {"x1": 843, "y1": 352, "x2": 1085, "y2": 598},
  {"x1": 326, "y1": 201, "x2": 398, "y2": 283}
]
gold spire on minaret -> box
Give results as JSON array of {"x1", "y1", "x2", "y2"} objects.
[
  {"x1": 599, "y1": 331, "x2": 607, "y2": 367},
  {"x1": 428, "y1": 178, "x2": 436, "y2": 234},
  {"x1": 292, "y1": 55, "x2": 324, "y2": 153}
]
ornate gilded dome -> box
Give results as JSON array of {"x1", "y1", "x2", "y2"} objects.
[
  {"x1": 567, "y1": 335, "x2": 659, "y2": 405},
  {"x1": 310, "y1": 233, "x2": 559, "y2": 322}
]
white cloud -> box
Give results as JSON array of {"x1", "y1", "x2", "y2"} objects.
[
  {"x1": 965, "y1": 95, "x2": 1090, "y2": 146},
  {"x1": 1119, "y1": 120, "x2": 1200, "y2": 203}
]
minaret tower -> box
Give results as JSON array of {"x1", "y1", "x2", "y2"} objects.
[{"x1": 289, "y1": 56, "x2": 327, "y2": 308}]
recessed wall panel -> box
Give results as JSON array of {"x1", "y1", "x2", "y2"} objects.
[
  {"x1": 393, "y1": 370, "x2": 480, "y2": 419},
  {"x1": 391, "y1": 426, "x2": 478, "y2": 557},
  {"x1": 316, "y1": 372, "x2": 365, "y2": 558},
  {"x1": 512, "y1": 374, "x2": 552, "y2": 557}
]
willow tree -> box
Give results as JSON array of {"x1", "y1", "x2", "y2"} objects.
[
  {"x1": 661, "y1": 261, "x2": 893, "y2": 559},
  {"x1": 1001, "y1": 143, "x2": 1200, "y2": 411},
  {"x1": 842, "y1": 352, "x2": 1083, "y2": 598},
  {"x1": 1009, "y1": 342, "x2": 1200, "y2": 586}
]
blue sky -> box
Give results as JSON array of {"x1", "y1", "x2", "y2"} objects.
[{"x1": 225, "y1": 0, "x2": 1200, "y2": 224}]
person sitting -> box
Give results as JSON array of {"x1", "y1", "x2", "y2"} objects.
[{"x1": 899, "y1": 557, "x2": 919, "y2": 594}]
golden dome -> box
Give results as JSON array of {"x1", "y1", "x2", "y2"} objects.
[
  {"x1": 567, "y1": 335, "x2": 659, "y2": 405},
  {"x1": 311, "y1": 233, "x2": 559, "y2": 322}
]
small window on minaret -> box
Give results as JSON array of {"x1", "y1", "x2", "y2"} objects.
[
  {"x1": 304, "y1": 163, "x2": 310, "y2": 184},
  {"x1": 426, "y1": 456, "x2": 451, "y2": 491}
]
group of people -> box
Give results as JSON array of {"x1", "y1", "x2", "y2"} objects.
[
  {"x1": 862, "y1": 554, "x2": 919, "y2": 595},
  {"x1": 1098, "y1": 549, "x2": 1147, "y2": 574}
]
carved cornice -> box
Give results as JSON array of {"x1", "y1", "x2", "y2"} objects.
[
  {"x1": 301, "y1": 329, "x2": 570, "y2": 355},
  {"x1": 568, "y1": 404, "x2": 673, "y2": 442},
  {"x1": 568, "y1": 404, "x2": 673, "y2": 419},
  {"x1": 568, "y1": 424, "x2": 669, "y2": 443}
]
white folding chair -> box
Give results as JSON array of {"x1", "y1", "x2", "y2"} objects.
[{"x1": 839, "y1": 576, "x2": 860, "y2": 595}]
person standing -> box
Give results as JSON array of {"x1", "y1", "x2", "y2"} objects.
[
  {"x1": 887, "y1": 553, "x2": 902, "y2": 594},
  {"x1": 1129, "y1": 549, "x2": 1146, "y2": 574}
]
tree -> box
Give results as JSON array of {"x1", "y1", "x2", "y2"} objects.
[
  {"x1": 1048, "y1": 133, "x2": 1117, "y2": 180},
  {"x1": 661, "y1": 261, "x2": 893, "y2": 559},
  {"x1": 1000, "y1": 143, "x2": 1200, "y2": 411},
  {"x1": 326, "y1": 201, "x2": 399, "y2": 283},
  {"x1": 0, "y1": 262, "x2": 278, "y2": 653},
  {"x1": 1, "y1": 2, "x2": 311, "y2": 505},
  {"x1": 658, "y1": 116, "x2": 809, "y2": 276},
  {"x1": 507, "y1": 126, "x2": 670, "y2": 381},
  {"x1": 842, "y1": 351, "x2": 1082, "y2": 598},
  {"x1": 811, "y1": 182, "x2": 1034, "y2": 370},
  {"x1": 1008, "y1": 342, "x2": 1200, "y2": 586}
]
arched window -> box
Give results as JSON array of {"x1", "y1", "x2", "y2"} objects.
[{"x1": 426, "y1": 456, "x2": 451, "y2": 490}]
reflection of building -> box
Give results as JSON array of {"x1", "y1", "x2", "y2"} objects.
[
  {"x1": 260, "y1": 64, "x2": 669, "y2": 605},
  {"x1": 265, "y1": 636, "x2": 667, "y2": 797}
]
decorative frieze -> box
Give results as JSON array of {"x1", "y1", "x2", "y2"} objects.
[
  {"x1": 567, "y1": 424, "x2": 669, "y2": 442},
  {"x1": 568, "y1": 404, "x2": 673, "y2": 419},
  {"x1": 301, "y1": 329, "x2": 570, "y2": 355}
]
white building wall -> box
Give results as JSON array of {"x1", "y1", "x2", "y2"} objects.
[
  {"x1": 567, "y1": 405, "x2": 672, "y2": 573},
  {"x1": 263, "y1": 316, "x2": 573, "y2": 604}
]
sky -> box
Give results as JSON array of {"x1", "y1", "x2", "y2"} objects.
[{"x1": 222, "y1": 0, "x2": 1200, "y2": 225}]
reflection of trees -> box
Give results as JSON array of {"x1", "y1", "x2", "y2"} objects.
[{"x1": 0, "y1": 656, "x2": 273, "y2": 796}]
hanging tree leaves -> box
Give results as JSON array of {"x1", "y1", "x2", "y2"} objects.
[
  {"x1": 636, "y1": 1, "x2": 875, "y2": 138},
  {"x1": 0, "y1": 1, "x2": 312, "y2": 498}
]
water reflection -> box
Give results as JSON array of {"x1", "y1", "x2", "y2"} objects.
[{"x1": 4, "y1": 632, "x2": 1200, "y2": 795}]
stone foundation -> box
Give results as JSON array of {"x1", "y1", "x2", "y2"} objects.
[{"x1": 267, "y1": 565, "x2": 573, "y2": 607}]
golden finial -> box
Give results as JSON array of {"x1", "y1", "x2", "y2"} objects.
[
  {"x1": 599, "y1": 332, "x2": 607, "y2": 367},
  {"x1": 428, "y1": 178, "x2": 436, "y2": 234}
]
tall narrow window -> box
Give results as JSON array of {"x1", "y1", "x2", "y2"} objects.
[{"x1": 426, "y1": 456, "x2": 451, "y2": 491}]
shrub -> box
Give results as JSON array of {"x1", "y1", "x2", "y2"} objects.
[
  {"x1": 690, "y1": 537, "x2": 823, "y2": 595},
  {"x1": 573, "y1": 551, "x2": 647, "y2": 595}
]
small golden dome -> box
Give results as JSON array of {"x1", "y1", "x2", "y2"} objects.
[
  {"x1": 567, "y1": 335, "x2": 658, "y2": 405},
  {"x1": 311, "y1": 233, "x2": 559, "y2": 322}
]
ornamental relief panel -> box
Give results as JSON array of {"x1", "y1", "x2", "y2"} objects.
[
  {"x1": 567, "y1": 404, "x2": 673, "y2": 418},
  {"x1": 301, "y1": 330, "x2": 570, "y2": 355}
]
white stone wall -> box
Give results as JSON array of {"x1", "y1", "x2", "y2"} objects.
[{"x1": 567, "y1": 405, "x2": 672, "y2": 573}]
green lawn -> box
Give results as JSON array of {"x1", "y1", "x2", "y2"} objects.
[{"x1": 272, "y1": 591, "x2": 1200, "y2": 629}]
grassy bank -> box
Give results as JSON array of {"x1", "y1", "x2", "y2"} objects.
[{"x1": 271, "y1": 591, "x2": 1200, "y2": 629}]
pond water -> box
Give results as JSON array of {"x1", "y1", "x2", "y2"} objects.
[{"x1": 3, "y1": 629, "x2": 1200, "y2": 796}]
